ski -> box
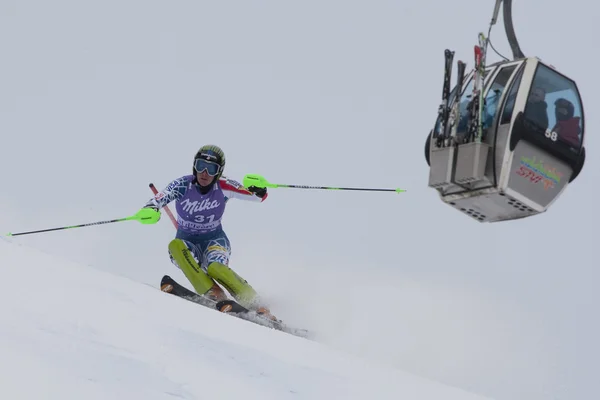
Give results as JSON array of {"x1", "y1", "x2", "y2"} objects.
[
  {"x1": 466, "y1": 44, "x2": 483, "y2": 142},
  {"x1": 161, "y1": 274, "x2": 223, "y2": 308},
  {"x1": 476, "y1": 32, "x2": 488, "y2": 142},
  {"x1": 448, "y1": 60, "x2": 467, "y2": 143},
  {"x1": 160, "y1": 275, "x2": 311, "y2": 339},
  {"x1": 465, "y1": 33, "x2": 489, "y2": 143},
  {"x1": 435, "y1": 49, "x2": 455, "y2": 147}
]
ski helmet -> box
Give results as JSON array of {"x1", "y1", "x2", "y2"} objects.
[
  {"x1": 555, "y1": 98, "x2": 575, "y2": 121},
  {"x1": 193, "y1": 144, "x2": 226, "y2": 184}
]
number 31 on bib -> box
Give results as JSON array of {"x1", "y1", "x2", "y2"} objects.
[{"x1": 194, "y1": 214, "x2": 216, "y2": 223}]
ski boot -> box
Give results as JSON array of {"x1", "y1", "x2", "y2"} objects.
[
  {"x1": 256, "y1": 306, "x2": 280, "y2": 322},
  {"x1": 205, "y1": 282, "x2": 227, "y2": 302}
]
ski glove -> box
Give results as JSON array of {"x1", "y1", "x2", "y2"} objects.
[
  {"x1": 134, "y1": 206, "x2": 161, "y2": 224},
  {"x1": 247, "y1": 185, "x2": 267, "y2": 198}
]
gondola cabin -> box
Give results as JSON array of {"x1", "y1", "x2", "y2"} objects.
[{"x1": 425, "y1": 57, "x2": 586, "y2": 222}]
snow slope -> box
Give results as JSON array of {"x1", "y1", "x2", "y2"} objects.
[{"x1": 0, "y1": 238, "x2": 490, "y2": 400}]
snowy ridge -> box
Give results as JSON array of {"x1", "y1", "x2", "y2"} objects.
[{"x1": 0, "y1": 239, "x2": 491, "y2": 400}]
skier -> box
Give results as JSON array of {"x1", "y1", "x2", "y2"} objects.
[{"x1": 134, "y1": 144, "x2": 277, "y2": 321}]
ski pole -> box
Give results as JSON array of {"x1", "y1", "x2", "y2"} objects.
[
  {"x1": 6, "y1": 211, "x2": 157, "y2": 237},
  {"x1": 149, "y1": 183, "x2": 178, "y2": 229},
  {"x1": 242, "y1": 174, "x2": 406, "y2": 193}
]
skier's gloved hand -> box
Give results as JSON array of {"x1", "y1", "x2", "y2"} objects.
[
  {"x1": 247, "y1": 186, "x2": 267, "y2": 198},
  {"x1": 134, "y1": 206, "x2": 161, "y2": 224}
]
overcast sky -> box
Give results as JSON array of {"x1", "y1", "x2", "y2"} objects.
[{"x1": 1, "y1": 1, "x2": 597, "y2": 399}]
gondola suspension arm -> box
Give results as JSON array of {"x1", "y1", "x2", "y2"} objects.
[{"x1": 490, "y1": 0, "x2": 525, "y2": 60}]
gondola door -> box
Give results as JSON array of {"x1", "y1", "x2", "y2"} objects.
[{"x1": 499, "y1": 58, "x2": 585, "y2": 215}]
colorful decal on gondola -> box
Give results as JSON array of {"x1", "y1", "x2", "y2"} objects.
[{"x1": 516, "y1": 156, "x2": 564, "y2": 190}]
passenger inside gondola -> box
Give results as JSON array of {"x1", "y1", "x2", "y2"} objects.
[
  {"x1": 482, "y1": 65, "x2": 517, "y2": 131},
  {"x1": 552, "y1": 98, "x2": 581, "y2": 147},
  {"x1": 525, "y1": 63, "x2": 584, "y2": 151},
  {"x1": 525, "y1": 86, "x2": 549, "y2": 130}
]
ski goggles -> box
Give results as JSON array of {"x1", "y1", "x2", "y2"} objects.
[{"x1": 194, "y1": 158, "x2": 221, "y2": 176}]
